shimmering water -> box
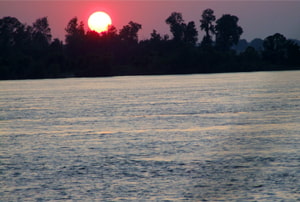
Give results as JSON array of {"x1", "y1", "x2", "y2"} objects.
[{"x1": 1, "y1": 71, "x2": 300, "y2": 201}]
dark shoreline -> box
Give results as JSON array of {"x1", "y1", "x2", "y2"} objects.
[{"x1": 1, "y1": 68, "x2": 299, "y2": 81}]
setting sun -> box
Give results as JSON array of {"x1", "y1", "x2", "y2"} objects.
[{"x1": 88, "y1": 11, "x2": 112, "y2": 33}]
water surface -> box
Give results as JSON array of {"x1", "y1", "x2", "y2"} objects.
[{"x1": 1, "y1": 71, "x2": 300, "y2": 201}]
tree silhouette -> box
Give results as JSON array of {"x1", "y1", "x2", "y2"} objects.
[
  {"x1": 166, "y1": 12, "x2": 185, "y2": 42},
  {"x1": 1, "y1": 12, "x2": 300, "y2": 80},
  {"x1": 285, "y1": 40, "x2": 300, "y2": 66},
  {"x1": 0, "y1": 17, "x2": 26, "y2": 79},
  {"x1": 263, "y1": 33, "x2": 300, "y2": 66},
  {"x1": 0, "y1": 16, "x2": 67, "y2": 79},
  {"x1": 119, "y1": 21, "x2": 142, "y2": 43},
  {"x1": 200, "y1": 8, "x2": 216, "y2": 47},
  {"x1": 150, "y1": 29, "x2": 162, "y2": 42},
  {"x1": 65, "y1": 17, "x2": 85, "y2": 58},
  {"x1": 215, "y1": 14, "x2": 243, "y2": 51},
  {"x1": 263, "y1": 33, "x2": 287, "y2": 65},
  {"x1": 32, "y1": 17, "x2": 52, "y2": 44},
  {"x1": 101, "y1": 25, "x2": 118, "y2": 42},
  {"x1": 0, "y1": 17, "x2": 26, "y2": 52},
  {"x1": 30, "y1": 17, "x2": 52, "y2": 62},
  {"x1": 184, "y1": 21, "x2": 198, "y2": 45},
  {"x1": 166, "y1": 12, "x2": 198, "y2": 45}
]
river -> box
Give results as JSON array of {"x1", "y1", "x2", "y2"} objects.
[{"x1": 1, "y1": 71, "x2": 300, "y2": 201}]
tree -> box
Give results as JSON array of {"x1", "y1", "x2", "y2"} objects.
[
  {"x1": 65, "y1": 17, "x2": 85, "y2": 44},
  {"x1": 150, "y1": 29, "x2": 162, "y2": 42},
  {"x1": 200, "y1": 8, "x2": 216, "y2": 47},
  {"x1": 215, "y1": 14, "x2": 243, "y2": 51},
  {"x1": 32, "y1": 17, "x2": 52, "y2": 45},
  {"x1": 166, "y1": 12, "x2": 198, "y2": 45},
  {"x1": 165, "y1": 12, "x2": 185, "y2": 42},
  {"x1": 263, "y1": 33, "x2": 287, "y2": 64},
  {"x1": 285, "y1": 40, "x2": 300, "y2": 66},
  {"x1": 184, "y1": 21, "x2": 198, "y2": 45},
  {"x1": 263, "y1": 33, "x2": 287, "y2": 52},
  {"x1": 0, "y1": 16, "x2": 34, "y2": 79},
  {"x1": 101, "y1": 25, "x2": 118, "y2": 41},
  {"x1": 0, "y1": 16, "x2": 26, "y2": 52},
  {"x1": 263, "y1": 33, "x2": 300, "y2": 66},
  {"x1": 119, "y1": 21, "x2": 142, "y2": 43},
  {"x1": 65, "y1": 17, "x2": 85, "y2": 57}
]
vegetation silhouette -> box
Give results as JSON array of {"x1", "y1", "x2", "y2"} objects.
[
  {"x1": 0, "y1": 8, "x2": 300, "y2": 80},
  {"x1": 200, "y1": 8, "x2": 216, "y2": 48},
  {"x1": 215, "y1": 14, "x2": 243, "y2": 51}
]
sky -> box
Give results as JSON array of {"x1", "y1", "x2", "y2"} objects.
[{"x1": 1, "y1": 0, "x2": 300, "y2": 42}]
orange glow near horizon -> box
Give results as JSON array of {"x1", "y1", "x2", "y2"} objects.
[{"x1": 88, "y1": 11, "x2": 112, "y2": 33}]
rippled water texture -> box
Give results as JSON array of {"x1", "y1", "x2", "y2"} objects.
[{"x1": 1, "y1": 71, "x2": 300, "y2": 201}]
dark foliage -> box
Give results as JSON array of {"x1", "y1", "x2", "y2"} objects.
[
  {"x1": 200, "y1": 8, "x2": 216, "y2": 47},
  {"x1": 215, "y1": 14, "x2": 243, "y2": 51},
  {"x1": 1, "y1": 9, "x2": 299, "y2": 80}
]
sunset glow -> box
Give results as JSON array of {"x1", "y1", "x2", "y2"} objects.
[{"x1": 88, "y1": 11, "x2": 112, "y2": 33}]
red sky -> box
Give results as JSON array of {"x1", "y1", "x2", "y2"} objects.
[{"x1": 1, "y1": 1, "x2": 300, "y2": 42}]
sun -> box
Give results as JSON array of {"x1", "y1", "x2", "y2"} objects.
[{"x1": 88, "y1": 11, "x2": 112, "y2": 33}]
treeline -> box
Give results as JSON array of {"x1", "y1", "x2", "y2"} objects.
[{"x1": 1, "y1": 8, "x2": 300, "y2": 79}]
